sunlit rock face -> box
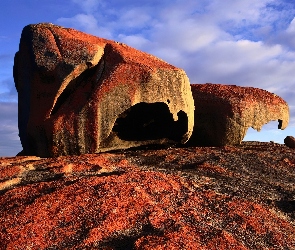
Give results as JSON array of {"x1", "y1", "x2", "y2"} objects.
[
  {"x1": 13, "y1": 23, "x2": 194, "y2": 157},
  {"x1": 187, "y1": 83, "x2": 289, "y2": 146}
]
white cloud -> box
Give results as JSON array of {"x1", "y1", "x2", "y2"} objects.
[
  {"x1": 0, "y1": 78, "x2": 17, "y2": 103},
  {"x1": 72, "y1": 0, "x2": 101, "y2": 13},
  {"x1": 276, "y1": 17, "x2": 295, "y2": 50},
  {"x1": 0, "y1": 102, "x2": 22, "y2": 156},
  {"x1": 207, "y1": 0, "x2": 269, "y2": 23},
  {"x1": 286, "y1": 17, "x2": 295, "y2": 33},
  {"x1": 117, "y1": 34, "x2": 151, "y2": 51},
  {"x1": 150, "y1": 18, "x2": 224, "y2": 53},
  {"x1": 182, "y1": 40, "x2": 285, "y2": 83},
  {"x1": 149, "y1": 47, "x2": 185, "y2": 67},
  {"x1": 57, "y1": 14, "x2": 113, "y2": 39},
  {"x1": 0, "y1": 36, "x2": 8, "y2": 41},
  {"x1": 118, "y1": 8, "x2": 152, "y2": 28}
]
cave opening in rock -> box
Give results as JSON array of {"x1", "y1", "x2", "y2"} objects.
[{"x1": 112, "y1": 102, "x2": 188, "y2": 142}]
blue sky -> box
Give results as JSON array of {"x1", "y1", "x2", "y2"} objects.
[{"x1": 0, "y1": 0, "x2": 295, "y2": 156}]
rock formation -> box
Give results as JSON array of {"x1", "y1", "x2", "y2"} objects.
[
  {"x1": 187, "y1": 83, "x2": 289, "y2": 146},
  {"x1": 13, "y1": 23, "x2": 194, "y2": 157},
  {"x1": 284, "y1": 136, "x2": 295, "y2": 148},
  {"x1": 0, "y1": 142, "x2": 294, "y2": 249}
]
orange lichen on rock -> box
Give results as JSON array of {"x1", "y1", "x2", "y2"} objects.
[
  {"x1": 14, "y1": 23, "x2": 194, "y2": 157},
  {"x1": 188, "y1": 83, "x2": 289, "y2": 146},
  {"x1": 0, "y1": 143, "x2": 295, "y2": 249}
]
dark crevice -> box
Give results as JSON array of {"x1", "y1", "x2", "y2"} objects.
[
  {"x1": 181, "y1": 160, "x2": 207, "y2": 170},
  {"x1": 95, "y1": 170, "x2": 125, "y2": 177},
  {"x1": 112, "y1": 102, "x2": 188, "y2": 142},
  {"x1": 50, "y1": 58, "x2": 105, "y2": 116},
  {"x1": 276, "y1": 200, "x2": 295, "y2": 214},
  {"x1": 21, "y1": 171, "x2": 64, "y2": 184},
  {"x1": 100, "y1": 221, "x2": 164, "y2": 250},
  {"x1": 50, "y1": 66, "x2": 96, "y2": 116},
  {"x1": 74, "y1": 170, "x2": 126, "y2": 178},
  {"x1": 50, "y1": 29, "x2": 62, "y2": 58},
  {"x1": 278, "y1": 119, "x2": 283, "y2": 129}
]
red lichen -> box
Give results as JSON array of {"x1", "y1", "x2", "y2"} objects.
[
  {"x1": 0, "y1": 165, "x2": 22, "y2": 180},
  {"x1": 15, "y1": 23, "x2": 194, "y2": 157},
  {"x1": 0, "y1": 143, "x2": 295, "y2": 249},
  {"x1": 191, "y1": 83, "x2": 287, "y2": 114},
  {"x1": 188, "y1": 83, "x2": 289, "y2": 146}
]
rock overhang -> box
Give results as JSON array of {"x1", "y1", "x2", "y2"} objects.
[
  {"x1": 14, "y1": 23, "x2": 194, "y2": 157},
  {"x1": 187, "y1": 83, "x2": 289, "y2": 146}
]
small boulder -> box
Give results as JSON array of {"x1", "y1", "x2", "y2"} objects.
[
  {"x1": 187, "y1": 83, "x2": 289, "y2": 146},
  {"x1": 284, "y1": 136, "x2": 295, "y2": 148},
  {"x1": 13, "y1": 23, "x2": 194, "y2": 157}
]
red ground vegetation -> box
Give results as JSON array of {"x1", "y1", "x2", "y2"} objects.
[{"x1": 0, "y1": 142, "x2": 294, "y2": 249}]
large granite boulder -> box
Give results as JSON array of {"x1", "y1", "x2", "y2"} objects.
[
  {"x1": 13, "y1": 23, "x2": 194, "y2": 157},
  {"x1": 187, "y1": 83, "x2": 289, "y2": 146}
]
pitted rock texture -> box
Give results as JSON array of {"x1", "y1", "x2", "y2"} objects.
[
  {"x1": 0, "y1": 142, "x2": 295, "y2": 249},
  {"x1": 187, "y1": 83, "x2": 289, "y2": 146},
  {"x1": 13, "y1": 23, "x2": 194, "y2": 157}
]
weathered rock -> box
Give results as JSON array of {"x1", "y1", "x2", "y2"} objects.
[
  {"x1": 13, "y1": 23, "x2": 194, "y2": 157},
  {"x1": 284, "y1": 136, "x2": 295, "y2": 148},
  {"x1": 187, "y1": 83, "x2": 289, "y2": 146},
  {"x1": 0, "y1": 143, "x2": 295, "y2": 249}
]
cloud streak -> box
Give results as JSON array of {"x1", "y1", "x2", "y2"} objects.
[
  {"x1": 0, "y1": 78, "x2": 17, "y2": 103},
  {"x1": 0, "y1": 102, "x2": 22, "y2": 156}
]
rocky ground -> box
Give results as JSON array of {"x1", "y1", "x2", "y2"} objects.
[{"x1": 0, "y1": 142, "x2": 294, "y2": 249}]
